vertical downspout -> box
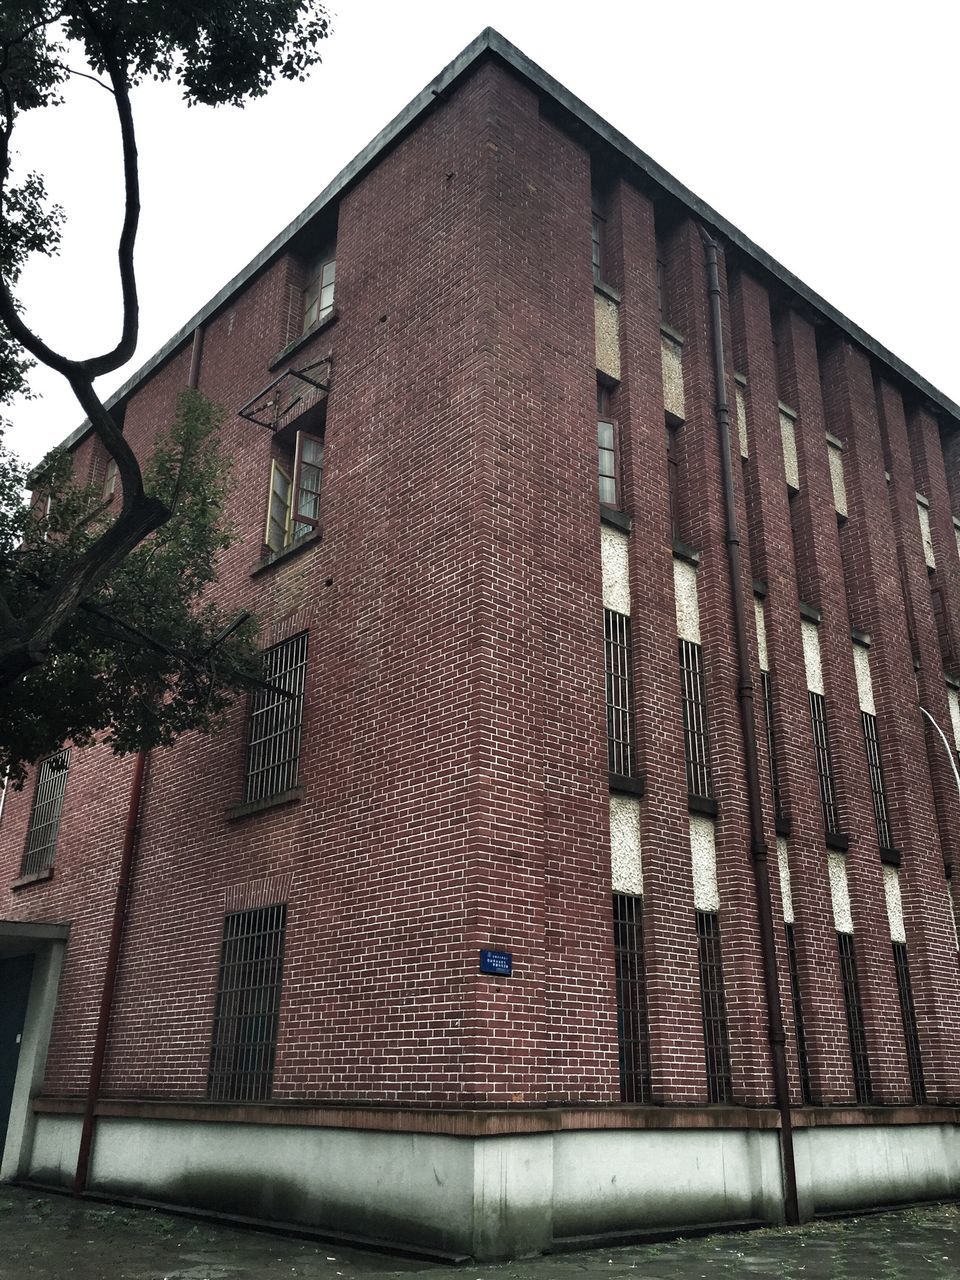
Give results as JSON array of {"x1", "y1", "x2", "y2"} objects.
[
  {"x1": 72, "y1": 748, "x2": 147, "y2": 1192},
  {"x1": 73, "y1": 325, "x2": 205, "y2": 1194},
  {"x1": 698, "y1": 227, "x2": 800, "y2": 1226}
]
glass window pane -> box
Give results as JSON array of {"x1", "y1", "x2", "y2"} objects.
[
  {"x1": 598, "y1": 421, "x2": 614, "y2": 448},
  {"x1": 599, "y1": 476, "x2": 617, "y2": 506}
]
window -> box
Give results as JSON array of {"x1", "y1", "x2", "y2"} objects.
[
  {"x1": 103, "y1": 458, "x2": 118, "y2": 501},
  {"x1": 809, "y1": 691, "x2": 841, "y2": 837},
  {"x1": 613, "y1": 893, "x2": 651, "y2": 1103},
  {"x1": 666, "y1": 422, "x2": 682, "y2": 541},
  {"x1": 892, "y1": 942, "x2": 925, "y2": 1104},
  {"x1": 20, "y1": 748, "x2": 70, "y2": 878},
  {"x1": 837, "y1": 931, "x2": 871, "y2": 1104},
  {"x1": 208, "y1": 903, "x2": 287, "y2": 1102},
  {"x1": 696, "y1": 910, "x2": 732, "y2": 1103},
  {"x1": 656, "y1": 240, "x2": 667, "y2": 320},
  {"x1": 680, "y1": 639, "x2": 713, "y2": 799},
  {"x1": 597, "y1": 385, "x2": 619, "y2": 508},
  {"x1": 243, "y1": 632, "x2": 308, "y2": 805},
  {"x1": 761, "y1": 670, "x2": 784, "y2": 823},
  {"x1": 861, "y1": 711, "x2": 893, "y2": 850},
  {"x1": 604, "y1": 609, "x2": 635, "y2": 778},
  {"x1": 785, "y1": 923, "x2": 812, "y2": 1104},
  {"x1": 303, "y1": 253, "x2": 336, "y2": 332},
  {"x1": 591, "y1": 210, "x2": 604, "y2": 285},
  {"x1": 264, "y1": 431, "x2": 324, "y2": 556}
]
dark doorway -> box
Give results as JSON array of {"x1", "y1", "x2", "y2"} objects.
[{"x1": 0, "y1": 954, "x2": 34, "y2": 1159}]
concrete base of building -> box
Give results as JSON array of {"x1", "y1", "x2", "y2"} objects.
[{"x1": 19, "y1": 1110, "x2": 960, "y2": 1260}]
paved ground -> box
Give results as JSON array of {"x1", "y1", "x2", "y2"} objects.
[{"x1": 2, "y1": 1187, "x2": 960, "y2": 1279}]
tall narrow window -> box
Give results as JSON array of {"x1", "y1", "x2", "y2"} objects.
[
  {"x1": 208, "y1": 903, "x2": 287, "y2": 1102},
  {"x1": 303, "y1": 253, "x2": 336, "y2": 332},
  {"x1": 597, "y1": 385, "x2": 619, "y2": 508},
  {"x1": 680, "y1": 640, "x2": 713, "y2": 799},
  {"x1": 697, "y1": 910, "x2": 732, "y2": 1103},
  {"x1": 613, "y1": 894, "x2": 651, "y2": 1102},
  {"x1": 761, "y1": 670, "x2": 784, "y2": 823},
  {"x1": 656, "y1": 240, "x2": 667, "y2": 321},
  {"x1": 892, "y1": 942, "x2": 925, "y2": 1104},
  {"x1": 666, "y1": 423, "x2": 681, "y2": 541},
  {"x1": 605, "y1": 609, "x2": 634, "y2": 778},
  {"x1": 244, "y1": 632, "x2": 309, "y2": 804},
  {"x1": 591, "y1": 206, "x2": 604, "y2": 284},
  {"x1": 861, "y1": 711, "x2": 893, "y2": 850},
  {"x1": 785, "y1": 923, "x2": 812, "y2": 1104},
  {"x1": 809, "y1": 691, "x2": 841, "y2": 837},
  {"x1": 20, "y1": 748, "x2": 70, "y2": 878},
  {"x1": 837, "y1": 932, "x2": 872, "y2": 1104}
]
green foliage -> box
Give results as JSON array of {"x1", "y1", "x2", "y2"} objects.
[{"x1": 0, "y1": 390, "x2": 260, "y2": 785}]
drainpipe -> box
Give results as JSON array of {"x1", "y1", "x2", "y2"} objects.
[
  {"x1": 74, "y1": 324, "x2": 205, "y2": 1194},
  {"x1": 698, "y1": 227, "x2": 800, "y2": 1226},
  {"x1": 73, "y1": 748, "x2": 147, "y2": 1193}
]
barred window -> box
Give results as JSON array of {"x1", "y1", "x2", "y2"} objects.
[
  {"x1": 244, "y1": 632, "x2": 308, "y2": 804},
  {"x1": 666, "y1": 423, "x2": 682, "y2": 542},
  {"x1": 208, "y1": 904, "x2": 287, "y2": 1102},
  {"x1": 861, "y1": 711, "x2": 893, "y2": 850},
  {"x1": 809, "y1": 691, "x2": 841, "y2": 837},
  {"x1": 605, "y1": 610, "x2": 635, "y2": 778},
  {"x1": 785, "y1": 923, "x2": 812, "y2": 1104},
  {"x1": 696, "y1": 910, "x2": 732, "y2": 1103},
  {"x1": 20, "y1": 748, "x2": 70, "y2": 878},
  {"x1": 761, "y1": 671, "x2": 784, "y2": 823},
  {"x1": 680, "y1": 640, "x2": 713, "y2": 799},
  {"x1": 892, "y1": 942, "x2": 925, "y2": 1104},
  {"x1": 613, "y1": 894, "x2": 651, "y2": 1103},
  {"x1": 837, "y1": 932, "x2": 872, "y2": 1104}
]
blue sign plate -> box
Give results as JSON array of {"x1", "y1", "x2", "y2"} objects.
[{"x1": 480, "y1": 949, "x2": 512, "y2": 977}]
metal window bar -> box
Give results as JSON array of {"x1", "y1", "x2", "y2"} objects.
[
  {"x1": 680, "y1": 640, "x2": 713, "y2": 799},
  {"x1": 861, "y1": 711, "x2": 894, "y2": 850},
  {"x1": 892, "y1": 941, "x2": 926, "y2": 1104},
  {"x1": 761, "y1": 670, "x2": 784, "y2": 821},
  {"x1": 837, "y1": 932, "x2": 872, "y2": 1104},
  {"x1": 20, "y1": 748, "x2": 70, "y2": 877},
  {"x1": 785, "y1": 923, "x2": 813, "y2": 1104},
  {"x1": 696, "y1": 910, "x2": 733, "y2": 1104},
  {"x1": 605, "y1": 610, "x2": 635, "y2": 777},
  {"x1": 244, "y1": 632, "x2": 308, "y2": 804},
  {"x1": 613, "y1": 893, "x2": 651, "y2": 1103},
  {"x1": 809, "y1": 691, "x2": 841, "y2": 836},
  {"x1": 208, "y1": 903, "x2": 287, "y2": 1102}
]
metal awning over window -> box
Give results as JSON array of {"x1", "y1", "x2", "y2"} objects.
[{"x1": 238, "y1": 360, "x2": 330, "y2": 432}]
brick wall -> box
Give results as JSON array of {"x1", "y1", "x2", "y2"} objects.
[{"x1": 1, "y1": 52, "x2": 958, "y2": 1116}]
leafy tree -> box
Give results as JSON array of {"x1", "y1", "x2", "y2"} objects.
[
  {"x1": 0, "y1": 391, "x2": 260, "y2": 784},
  {"x1": 0, "y1": 1, "x2": 330, "y2": 767}
]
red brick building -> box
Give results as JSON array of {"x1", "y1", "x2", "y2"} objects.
[{"x1": 3, "y1": 30, "x2": 960, "y2": 1260}]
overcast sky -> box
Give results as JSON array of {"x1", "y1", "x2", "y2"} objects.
[{"x1": 4, "y1": 0, "x2": 959, "y2": 468}]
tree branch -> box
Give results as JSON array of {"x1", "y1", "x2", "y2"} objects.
[{"x1": 76, "y1": 3, "x2": 140, "y2": 378}]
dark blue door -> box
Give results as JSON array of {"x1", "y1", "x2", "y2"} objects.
[{"x1": 0, "y1": 955, "x2": 34, "y2": 1159}]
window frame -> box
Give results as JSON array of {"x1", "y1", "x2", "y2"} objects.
[
  {"x1": 597, "y1": 385, "x2": 620, "y2": 509},
  {"x1": 20, "y1": 748, "x2": 71, "y2": 878},
  {"x1": 262, "y1": 430, "x2": 324, "y2": 556},
  {"x1": 302, "y1": 253, "x2": 336, "y2": 334}
]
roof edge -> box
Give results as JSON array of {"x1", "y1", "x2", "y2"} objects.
[{"x1": 45, "y1": 25, "x2": 960, "y2": 469}]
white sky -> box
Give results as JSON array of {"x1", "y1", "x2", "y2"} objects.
[{"x1": 5, "y1": 0, "x2": 959, "y2": 468}]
